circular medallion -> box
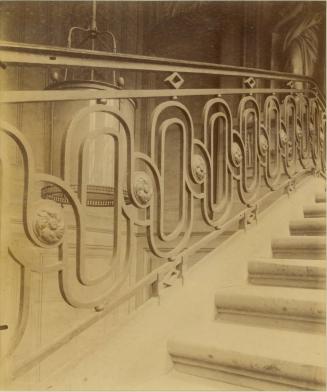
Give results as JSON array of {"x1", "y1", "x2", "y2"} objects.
[
  {"x1": 259, "y1": 134, "x2": 268, "y2": 154},
  {"x1": 192, "y1": 154, "x2": 206, "y2": 183},
  {"x1": 280, "y1": 128, "x2": 289, "y2": 145},
  {"x1": 296, "y1": 123, "x2": 303, "y2": 139},
  {"x1": 133, "y1": 172, "x2": 153, "y2": 206},
  {"x1": 32, "y1": 200, "x2": 65, "y2": 246},
  {"x1": 231, "y1": 142, "x2": 243, "y2": 166}
]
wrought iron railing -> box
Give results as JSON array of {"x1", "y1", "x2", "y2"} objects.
[{"x1": 0, "y1": 41, "x2": 325, "y2": 379}]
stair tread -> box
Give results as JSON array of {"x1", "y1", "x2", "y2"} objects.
[
  {"x1": 304, "y1": 204, "x2": 326, "y2": 210},
  {"x1": 289, "y1": 218, "x2": 326, "y2": 236},
  {"x1": 253, "y1": 257, "x2": 326, "y2": 264},
  {"x1": 272, "y1": 236, "x2": 326, "y2": 244},
  {"x1": 248, "y1": 259, "x2": 326, "y2": 289},
  {"x1": 215, "y1": 285, "x2": 325, "y2": 320},
  {"x1": 250, "y1": 257, "x2": 325, "y2": 266},
  {"x1": 215, "y1": 284, "x2": 325, "y2": 303},
  {"x1": 248, "y1": 258, "x2": 326, "y2": 276},
  {"x1": 168, "y1": 322, "x2": 326, "y2": 387},
  {"x1": 290, "y1": 217, "x2": 325, "y2": 224},
  {"x1": 271, "y1": 236, "x2": 326, "y2": 260},
  {"x1": 303, "y1": 204, "x2": 326, "y2": 218},
  {"x1": 315, "y1": 192, "x2": 326, "y2": 203},
  {"x1": 138, "y1": 369, "x2": 252, "y2": 391},
  {"x1": 169, "y1": 321, "x2": 325, "y2": 367}
]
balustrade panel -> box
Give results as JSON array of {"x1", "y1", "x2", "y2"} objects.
[{"x1": 0, "y1": 41, "x2": 325, "y2": 379}]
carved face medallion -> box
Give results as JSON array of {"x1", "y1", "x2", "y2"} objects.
[
  {"x1": 259, "y1": 134, "x2": 269, "y2": 153},
  {"x1": 192, "y1": 154, "x2": 206, "y2": 183},
  {"x1": 296, "y1": 123, "x2": 303, "y2": 139},
  {"x1": 280, "y1": 128, "x2": 289, "y2": 145},
  {"x1": 231, "y1": 142, "x2": 243, "y2": 166},
  {"x1": 133, "y1": 172, "x2": 153, "y2": 206},
  {"x1": 32, "y1": 200, "x2": 65, "y2": 245}
]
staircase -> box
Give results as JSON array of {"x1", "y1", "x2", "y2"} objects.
[
  {"x1": 168, "y1": 191, "x2": 326, "y2": 391},
  {"x1": 8, "y1": 180, "x2": 325, "y2": 391}
]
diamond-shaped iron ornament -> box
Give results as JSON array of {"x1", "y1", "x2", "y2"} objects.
[
  {"x1": 286, "y1": 80, "x2": 295, "y2": 89},
  {"x1": 244, "y1": 77, "x2": 256, "y2": 89},
  {"x1": 164, "y1": 72, "x2": 184, "y2": 89}
]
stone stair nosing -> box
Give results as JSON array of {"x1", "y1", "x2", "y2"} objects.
[
  {"x1": 214, "y1": 285, "x2": 325, "y2": 334},
  {"x1": 248, "y1": 258, "x2": 326, "y2": 289},
  {"x1": 303, "y1": 204, "x2": 326, "y2": 218},
  {"x1": 315, "y1": 192, "x2": 326, "y2": 203},
  {"x1": 271, "y1": 236, "x2": 326, "y2": 260},
  {"x1": 168, "y1": 322, "x2": 326, "y2": 391},
  {"x1": 289, "y1": 218, "x2": 326, "y2": 236}
]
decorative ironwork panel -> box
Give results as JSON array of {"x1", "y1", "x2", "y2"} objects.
[{"x1": 0, "y1": 42, "x2": 325, "y2": 375}]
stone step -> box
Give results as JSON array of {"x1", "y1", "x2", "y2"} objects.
[
  {"x1": 214, "y1": 285, "x2": 325, "y2": 333},
  {"x1": 248, "y1": 258, "x2": 326, "y2": 289},
  {"x1": 137, "y1": 369, "x2": 252, "y2": 391},
  {"x1": 168, "y1": 322, "x2": 326, "y2": 391},
  {"x1": 271, "y1": 236, "x2": 326, "y2": 260},
  {"x1": 289, "y1": 218, "x2": 326, "y2": 236},
  {"x1": 303, "y1": 204, "x2": 326, "y2": 218},
  {"x1": 315, "y1": 192, "x2": 326, "y2": 203}
]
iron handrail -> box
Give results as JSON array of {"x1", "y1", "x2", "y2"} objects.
[{"x1": 0, "y1": 40, "x2": 325, "y2": 98}]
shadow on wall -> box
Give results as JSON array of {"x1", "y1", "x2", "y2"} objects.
[
  {"x1": 271, "y1": 2, "x2": 325, "y2": 93},
  {"x1": 145, "y1": 1, "x2": 325, "y2": 93}
]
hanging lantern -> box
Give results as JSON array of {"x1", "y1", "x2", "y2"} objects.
[
  {"x1": 42, "y1": 81, "x2": 135, "y2": 207},
  {"x1": 42, "y1": 0, "x2": 135, "y2": 207}
]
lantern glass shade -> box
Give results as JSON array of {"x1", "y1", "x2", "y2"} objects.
[{"x1": 43, "y1": 81, "x2": 135, "y2": 206}]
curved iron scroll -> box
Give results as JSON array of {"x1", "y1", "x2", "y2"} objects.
[{"x1": 0, "y1": 90, "x2": 325, "y2": 361}]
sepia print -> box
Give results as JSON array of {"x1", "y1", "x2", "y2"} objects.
[{"x1": 0, "y1": 1, "x2": 326, "y2": 390}]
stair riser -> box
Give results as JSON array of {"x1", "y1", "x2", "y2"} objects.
[
  {"x1": 248, "y1": 260, "x2": 325, "y2": 289},
  {"x1": 303, "y1": 206, "x2": 326, "y2": 218},
  {"x1": 271, "y1": 238, "x2": 326, "y2": 260},
  {"x1": 272, "y1": 250, "x2": 325, "y2": 259},
  {"x1": 248, "y1": 276, "x2": 325, "y2": 289},
  {"x1": 289, "y1": 220, "x2": 326, "y2": 236},
  {"x1": 215, "y1": 312, "x2": 325, "y2": 334},
  {"x1": 315, "y1": 193, "x2": 326, "y2": 203},
  {"x1": 272, "y1": 249, "x2": 325, "y2": 260},
  {"x1": 172, "y1": 357, "x2": 324, "y2": 391}
]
